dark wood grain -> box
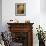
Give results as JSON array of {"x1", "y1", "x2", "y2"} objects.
[{"x1": 7, "y1": 23, "x2": 34, "y2": 46}]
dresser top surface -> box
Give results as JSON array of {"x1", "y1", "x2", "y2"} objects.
[{"x1": 7, "y1": 23, "x2": 34, "y2": 25}]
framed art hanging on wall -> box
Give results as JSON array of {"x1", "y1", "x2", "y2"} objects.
[{"x1": 15, "y1": 3, "x2": 26, "y2": 16}]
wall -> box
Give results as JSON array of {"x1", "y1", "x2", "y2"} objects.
[
  {"x1": 40, "y1": 0, "x2": 46, "y2": 32},
  {"x1": 2, "y1": 0, "x2": 46, "y2": 46},
  {"x1": 0, "y1": 0, "x2": 2, "y2": 32},
  {"x1": 2, "y1": 0, "x2": 40, "y2": 31},
  {"x1": 40, "y1": 0, "x2": 46, "y2": 13}
]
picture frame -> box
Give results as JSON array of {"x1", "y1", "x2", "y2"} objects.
[{"x1": 15, "y1": 3, "x2": 26, "y2": 16}]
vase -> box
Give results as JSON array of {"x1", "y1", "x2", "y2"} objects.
[{"x1": 39, "y1": 40, "x2": 45, "y2": 46}]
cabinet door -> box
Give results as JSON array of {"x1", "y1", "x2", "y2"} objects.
[{"x1": 11, "y1": 32, "x2": 28, "y2": 46}]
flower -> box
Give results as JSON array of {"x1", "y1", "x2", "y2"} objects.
[{"x1": 36, "y1": 25, "x2": 45, "y2": 41}]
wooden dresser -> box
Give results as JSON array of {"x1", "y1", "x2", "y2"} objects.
[{"x1": 7, "y1": 23, "x2": 34, "y2": 46}]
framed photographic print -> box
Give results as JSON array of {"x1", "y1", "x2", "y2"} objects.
[{"x1": 15, "y1": 3, "x2": 26, "y2": 16}]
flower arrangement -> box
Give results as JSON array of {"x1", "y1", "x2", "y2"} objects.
[{"x1": 36, "y1": 25, "x2": 45, "y2": 42}]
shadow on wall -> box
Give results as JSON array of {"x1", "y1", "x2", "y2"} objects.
[
  {"x1": 0, "y1": 0, "x2": 2, "y2": 32},
  {"x1": 40, "y1": 0, "x2": 46, "y2": 13}
]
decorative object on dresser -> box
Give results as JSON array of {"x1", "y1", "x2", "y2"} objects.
[
  {"x1": 8, "y1": 19, "x2": 19, "y2": 23},
  {"x1": 7, "y1": 23, "x2": 34, "y2": 46}
]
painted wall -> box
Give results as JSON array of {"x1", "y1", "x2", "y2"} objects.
[
  {"x1": 0, "y1": 0, "x2": 2, "y2": 32},
  {"x1": 40, "y1": 0, "x2": 46, "y2": 13},
  {"x1": 2, "y1": 0, "x2": 46, "y2": 46},
  {"x1": 40, "y1": 0, "x2": 46, "y2": 31},
  {"x1": 2, "y1": 0, "x2": 40, "y2": 31}
]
